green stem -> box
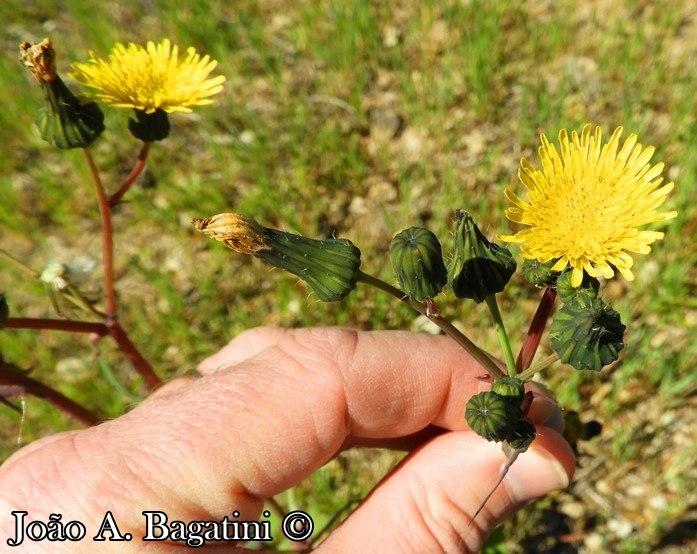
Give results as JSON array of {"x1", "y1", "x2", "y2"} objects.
[
  {"x1": 518, "y1": 353, "x2": 558, "y2": 382},
  {"x1": 484, "y1": 294, "x2": 517, "y2": 377},
  {"x1": 357, "y1": 271, "x2": 504, "y2": 380},
  {"x1": 0, "y1": 249, "x2": 40, "y2": 278}
]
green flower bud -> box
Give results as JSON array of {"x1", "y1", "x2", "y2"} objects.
[
  {"x1": 506, "y1": 418, "x2": 536, "y2": 452},
  {"x1": 389, "y1": 227, "x2": 447, "y2": 301},
  {"x1": 20, "y1": 39, "x2": 104, "y2": 149},
  {"x1": 556, "y1": 269, "x2": 600, "y2": 306},
  {"x1": 491, "y1": 376, "x2": 525, "y2": 405},
  {"x1": 447, "y1": 210, "x2": 516, "y2": 303},
  {"x1": 549, "y1": 297, "x2": 625, "y2": 371},
  {"x1": 192, "y1": 214, "x2": 361, "y2": 302},
  {"x1": 465, "y1": 391, "x2": 519, "y2": 442},
  {"x1": 522, "y1": 258, "x2": 559, "y2": 287},
  {"x1": 128, "y1": 108, "x2": 170, "y2": 142}
]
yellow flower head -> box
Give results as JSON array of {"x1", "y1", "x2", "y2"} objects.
[
  {"x1": 500, "y1": 125, "x2": 677, "y2": 287},
  {"x1": 70, "y1": 39, "x2": 225, "y2": 114}
]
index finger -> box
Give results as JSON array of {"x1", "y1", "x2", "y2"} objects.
[{"x1": 0, "y1": 327, "x2": 551, "y2": 544}]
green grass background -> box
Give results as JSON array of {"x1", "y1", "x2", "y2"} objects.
[{"x1": 1, "y1": 1, "x2": 696, "y2": 552}]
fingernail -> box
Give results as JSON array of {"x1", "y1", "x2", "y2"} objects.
[{"x1": 527, "y1": 396, "x2": 565, "y2": 432}]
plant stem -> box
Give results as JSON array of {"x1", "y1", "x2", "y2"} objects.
[
  {"x1": 109, "y1": 141, "x2": 151, "y2": 206},
  {"x1": 4, "y1": 317, "x2": 160, "y2": 389},
  {"x1": 516, "y1": 287, "x2": 557, "y2": 372},
  {"x1": 0, "y1": 367, "x2": 99, "y2": 426},
  {"x1": 484, "y1": 294, "x2": 517, "y2": 377},
  {"x1": 108, "y1": 322, "x2": 161, "y2": 389},
  {"x1": 4, "y1": 317, "x2": 108, "y2": 335},
  {"x1": 469, "y1": 447, "x2": 522, "y2": 525},
  {"x1": 82, "y1": 148, "x2": 160, "y2": 389},
  {"x1": 518, "y1": 353, "x2": 558, "y2": 382},
  {"x1": 357, "y1": 271, "x2": 504, "y2": 380},
  {"x1": 0, "y1": 249, "x2": 40, "y2": 278},
  {"x1": 82, "y1": 148, "x2": 117, "y2": 319}
]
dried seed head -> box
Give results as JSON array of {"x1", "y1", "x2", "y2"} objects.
[
  {"x1": 193, "y1": 213, "x2": 361, "y2": 302},
  {"x1": 192, "y1": 213, "x2": 271, "y2": 256},
  {"x1": 20, "y1": 38, "x2": 105, "y2": 149},
  {"x1": 20, "y1": 38, "x2": 57, "y2": 82}
]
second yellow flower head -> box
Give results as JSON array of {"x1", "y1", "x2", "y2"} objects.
[{"x1": 70, "y1": 39, "x2": 225, "y2": 114}]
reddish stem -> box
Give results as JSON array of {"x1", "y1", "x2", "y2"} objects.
[
  {"x1": 109, "y1": 142, "x2": 151, "y2": 207},
  {"x1": 82, "y1": 148, "x2": 160, "y2": 389},
  {"x1": 5, "y1": 318, "x2": 160, "y2": 389},
  {"x1": 0, "y1": 145, "x2": 162, "y2": 427},
  {"x1": 5, "y1": 317, "x2": 107, "y2": 335},
  {"x1": 83, "y1": 149, "x2": 117, "y2": 318},
  {"x1": 108, "y1": 322, "x2": 161, "y2": 389},
  {"x1": 0, "y1": 368, "x2": 99, "y2": 426},
  {"x1": 516, "y1": 287, "x2": 557, "y2": 371}
]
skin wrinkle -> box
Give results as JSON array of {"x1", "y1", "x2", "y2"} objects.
[
  {"x1": 11, "y1": 429, "x2": 157, "y2": 540},
  {"x1": 216, "y1": 374, "x2": 300, "y2": 501},
  {"x1": 349, "y1": 437, "x2": 493, "y2": 553},
  {"x1": 271, "y1": 334, "x2": 351, "y2": 455},
  {"x1": 32, "y1": 433, "x2": 81, "y2": 507},
  {"x1": 425, "y1": 481, "x2": 472, "y2": 552},
  {"x1": 204, "y1": 337, "x2": 351, "y2": 499},
  {"x1": 401, "y1": 499, "x2": 436, "y2": 552},
  {"x1": 256, "y1": 333, "x2": 506, "y2": 544},
  {"x1": 458, "y1": 441, "x2": 510, "y2": 547},
  {"x1": 103, "y1": 374, "x2": 264, "y2": 521},
  {"x1": 143, "y1": 391, "x2": 236, "y2": 475},
  {"x1": 0, "y1": 328, "x2": 574, "y2": 553},
  {"x1": 408, "y1": 464, "x2": 469, "y2": 552},
  {"x1": 208, "y1": 328, "x2": 287, "y2": 371},
  {"x1": 111, "y1": 414, "x2": 229, "y2": 524},
  {"x1": 377, "y1": 469, "x2": 435, "y2": 552},
  {"x1": 271, "y1": 328, "x2": 439, "y2": 440},
  {"x1": 351, "y1": 364, "x2": 403, "y2": 434},
  {"x1": 359, "y1": 333, "x2": 471, "y2": 436},
  {"x1": 144, "y1": 435, "x2": 216, "y2": 516},
  {"x1": 435, "y1": 369, "x2": 457, "y2": 432},
  {"x1": 63, "y1": 432, "x2": 146, "y2": 518}
]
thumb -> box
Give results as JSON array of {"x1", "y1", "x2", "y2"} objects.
[{"x1": 318, "y1": 426, "x2": 574, "y2": 553}]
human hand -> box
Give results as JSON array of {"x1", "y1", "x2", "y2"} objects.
[{"x1": 0, "y1": 327, "x2": 574, "y2": 552}]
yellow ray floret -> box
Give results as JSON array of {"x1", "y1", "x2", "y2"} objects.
[
  {"x1": 500, "y1": 124, "x2": 677, "y2": 287},
  {"x1": 70, "y1": 39, "x2": 225, "y2": 114}
]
